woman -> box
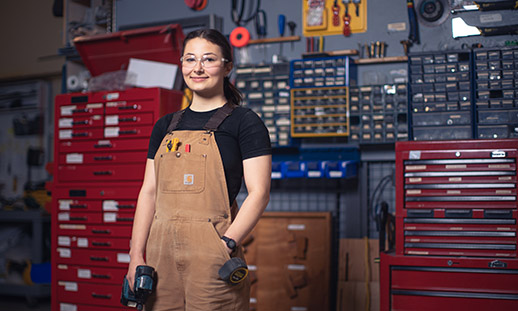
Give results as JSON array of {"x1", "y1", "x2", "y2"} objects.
[{"x1": 126, "y1": 28, "x2": 272, "y2": 311}]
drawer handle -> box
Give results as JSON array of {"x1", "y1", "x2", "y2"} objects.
[
  {"x1": 93, "y1": 171, "x2": 112, "y2": 176},
  {"x1": 92, "y1": 229, "x2": 110, "y2": 234},
  {"x1": 117, "y1": 204, "x2": 135, "y2": 209},
  {"x1": 72, "y1": 108, "x2": 89, "y2": 114},
  {"x1": 92, "y1": 242, "x2": 111, "y2": 247},
  {"x1": 94, "y1": 156, "x2": 113, "y2": 161},
  {"x1": 119, "y1": 117, "x2": 138, "y2": 123},
  {"x1": 118, "y1": 105, "x2": 138, "y2": 110},
  {"x1": 119, "y1": 130, "x2": 138, "y2": 135},
  {"x1": 116, "y1": 217, "x2": 134, "y2": 222},
  {"x1": 92, "y1": 273, "x2": 111, "y2": 279},
  {"x1": 69, "y1": 204, "x2": 87, "y2": 209},
  {"x1": 69, "y1": 217, "x2": 87, "y2": 221},
  {"x1": 71, "y1": 132, "x2": 89, "y2": 137},
  {"x1": 72, "y1": 120, "x2": 89, "y2": 125},
  {"x1": 94, "y1": 143, "x2": 113, "y2": 148},
  {"x1": 90, "y1": 256, "x2": 108, "y2": 262},
  {"x1": 91, "y1": 293, "x2": 111, "y2": 299}
]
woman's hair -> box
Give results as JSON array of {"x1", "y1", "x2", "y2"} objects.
[{"x1": 182, "y1": 28, "x2": 243, "y2": 106}]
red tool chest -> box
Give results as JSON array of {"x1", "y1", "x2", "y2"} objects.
[
  {"x1": 50, "y1": 23, "x2": 184, "y2": 311},
  {"x1": 381, "y1": 139, "x2": 518, "y2": 311}
]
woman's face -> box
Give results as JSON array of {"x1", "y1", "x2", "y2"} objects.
[{"x1": 181, "y1": 37, "x2": 232, "y2": 97}]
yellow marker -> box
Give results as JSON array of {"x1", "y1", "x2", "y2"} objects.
[{"x1": 171, "y1": 138, "x2": 180, "y2": 151}]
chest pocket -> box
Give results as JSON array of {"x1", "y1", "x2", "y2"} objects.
[{"x1": 158, "y1": 152, "x2": 206, "y2": 193}]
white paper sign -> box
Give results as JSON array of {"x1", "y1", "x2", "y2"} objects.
[{"x1": 125, "y1": 58, "x2": 178, "y2": 90}]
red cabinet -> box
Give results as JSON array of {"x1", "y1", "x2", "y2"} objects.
[
  {"x1": 381, "y1": 139, "x2": 518, "y2": 311},
  {"x1": 51, "y1": 87, "x2": 182, "y2": 311}
]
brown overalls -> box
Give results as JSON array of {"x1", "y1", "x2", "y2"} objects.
[{"x1": 145, "y1": 104, "x2": 250, "y2": 311}]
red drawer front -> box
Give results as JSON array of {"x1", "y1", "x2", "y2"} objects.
[
  {"x1": 57, "y1": 198, "x2": 136, "y2": 213},
  {"x1": 404, "y1": 247, "x2": 516, "y2": 257},
  {"x1": 105, "y1": 112, "x2": 155, "y2": 126},
  {"x1": 59, "y1": 302, "x2": 132, "y2": 311},
  {"x1": 406, "y1": 188, "x2": 517, "y2": 197},
  {"x1": 53, "y1": 184, "x2": 140, "y2": 200},
  {"x1": 56, "y1": 264, "x2": 127, "y2": 285},
  {"x1": 103, "y1": 124, "x2": 152, "y2": 139},
  {"x1": 58, "y1": 115, "x2": 104, "y2": 129},
  {"x1": 404, "y1": 235, "x2": 516, "y2": 245},
  {"x1": 57, "y1": 234, "x2": 130, "y2": 250},
  {"x1": 57, "y1": 281, "x2": 123, "y2": 308},
  {"x1": 391, "y1": 267, "x2": 518, "y2": 293},
  {"x1": 57, "y1": 223, "x2": 132, "y2": 238},
  {"x1": 57, "y1": 210, "x2": 134, "y2": 225},
  {"x1": 404, "y1": 222, "x2": 516, "y2": 233},
  {"x1": 58, "y1": 150, "x2": 147, "y2": 165},
  {"x1": 105, "y1": 100, "x2": 159, "y2": 114},
  {"x1": 58, "y1": 138, "x2": 149, "y2": 153},
  {"x1": 56, "y1": 248, "x2": 130, "y2": 268},
  {"x1": 405, "y1": 201, "x2": 517, "y2": 209},
  {"x1": 391, "y1": 293, "x2": 518, "y2": 311},
  {"x1": 405, "y1": 162, "x2": 516, "y2": 173},
  {"x1": 405, "y1": 175, "x2": 517, "y2": 185},
  {"x1": 57, "y1": 163, "x2": 145, "y2": 182},
  {"x1": 58, "y1": 128, "x2": 104, "y2": 141},
  {"x1": 58, "y1": 103, "x2": 104, "y2": 118},
  {"x1": 400, "y1": 148, "x2": 518, "y2": 160}
]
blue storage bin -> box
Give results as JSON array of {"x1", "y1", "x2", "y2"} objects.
[
  {"x1": 281, "y1": 161, "x2": 306, "y2": 178},
  {"x1": 271, "y1": 161, "x2": 284, "y2": 179},
  {"x1": 324, "y1": 160, "x2": 357, "y2": 178},
  {"x1": 305, "y1": 161, "x2": 325, "y2": 178}
]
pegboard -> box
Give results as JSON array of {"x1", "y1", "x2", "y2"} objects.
[{"x1": 303, "y1": 0, "x2": 367, "y2": 37}]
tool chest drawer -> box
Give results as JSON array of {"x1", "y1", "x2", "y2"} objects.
[
  {"x1": 58, "y1": 128, "x2": 104, "y2": 141},
  {"x1": 55, "y1": 248, "x2": 130, "y2": 268},
  {"x1": 57, "y1": 209, "x2": 134, "y2": 225},
  {"x1": 57, "y1": 198, "x2": 136, "y2": 213},
  {"x1": 57, "y1": 234, "x2": 130, "y2": 250},
  {"x1": 57, "y1": 137, "x2": 149, "y2": 153},
  {"x1": 57, "y1": 163, "x2": 145, "y2": 182},
  {"x1": 59, "y1": 303, "x2": 133, "y2": 311},
  {"x1": 57, "y1": 223, "x2": 132, "y2": 238},
  {"x1": 58, "y1": 103, "x2": 104, "y2": 118},
  {"x1": 103, "y1": 124, "x2": 153, "y2": 139},
  {"x1": 58, "y1": 115, "x2": 104, "y2": 128},
  {"x1": 58, "y1": 150, "x2": 147, "y2": 166},
  {"x1": 105, "y1": 112, "x2": 155, "y2": 126},
  {"x1": 57, "y1": 281, "x2": 125, "y2": 308},
  {"x1": 56, "y1": 264, "x2": 127, "y2": 285},
  {"x1": 52, "y1": 183, "x2": 141, "y2": 200}
]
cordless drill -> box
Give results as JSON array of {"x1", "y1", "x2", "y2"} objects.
[{"x1": 121, "y1": 265, "x2": 156, "y2": 310}]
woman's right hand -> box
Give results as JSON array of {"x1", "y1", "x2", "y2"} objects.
[{"x1": 126, "y1": 255, "x2": 146, "y2": 292}]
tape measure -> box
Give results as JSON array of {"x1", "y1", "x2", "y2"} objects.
[{"x1": 218, "y1": 257, "x2": 249, "y2": 285}]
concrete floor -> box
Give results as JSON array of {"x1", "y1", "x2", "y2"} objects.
[{"x1": 0, "y1": 295, "x2": 50, "y2": 311}]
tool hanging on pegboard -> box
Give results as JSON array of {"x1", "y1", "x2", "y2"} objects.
[
  {"x1": 332, "y1": 0, "x2": 341, "y2": 26},
  {"x1": 231, "y1": 0, "x2": 261, "y2": 26},
  {"x1": 184, "y1": 0, "x2": 208, "y2": 11},
  {"x1": 415, "y1": 0, "x2": 450, "y2": 27},
  {"x1": 342, "y1": 0, "x2": 351, "y2": 36},
  {"x1": 303, "y1": 0, "x2": 366, "y2": 36}
]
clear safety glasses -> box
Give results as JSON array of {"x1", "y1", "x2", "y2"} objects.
[{"x1": 180, "y1": 55, "x2": 229, "y2": 69}]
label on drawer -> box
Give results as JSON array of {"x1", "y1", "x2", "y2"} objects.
[
  {"x1": 59, "y1": 281, "x2": 78, "y2": 292},
  {"x1": 59, "y1": 118, "x2": 73, "y2": 128},
  {"x1": 57, "y1": 248, "x2": 71, "y2": 258},
  {"x1": 103, "y1": 200, "x2": 118, "y2": 211},
  {"x1": 58, "y1": 212, "x2": 70, "y2": 221},
  {"x1": 104, "y1": 212, "x2": 117, "y2": 222},
  {"x1": 105, "y1": 115, "x2": 119, "y2": 125},
  {"x1": 66, "y1": 153, "x2": 83, "y2": 164},
  {"x1": 59, "y1": 200, "x2": 72, "y2": 210},
  {"x1": 77, "y1": 238, "x2": 88, "y2": 248},
  {"x1": 77, "y1": 269, "x2": 92, "y2": 279},
  {"x1": 60, "y1": 303, "x2": 78, "y2": 311},
  {"x1": 287, "y1": 264, "x2": 306, "y2": 271},
  {"x1": 105, "y1": 127, "x2": 120, "y2": 137},
  {"x1": 60, "y1": 105, "x2": 76, "y2": 116},
  {"x1": 117, "y1": 253, "x2": 131, "y2": 263},
  {"x1": 409, "y1": 150, "x2": 421, "y2": 159},
  {"x1": 106, "y1": 93, "x2": 120, "y2": 100},
  {"x1": 329, "y1": 171, "x2": 342, "y2": 178},
  {"x1": 58, "y1": 236, "x2": 71, "y2": 247},
  {"x1": 287, "y1": 224, "x2": 306, "y2": 231},
  {"x1": 59, "y1": 130, "x2": 73, "y2": 139}
]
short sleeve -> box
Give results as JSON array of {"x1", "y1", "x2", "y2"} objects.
[
  {"x1": 147, "y1": 114, "x2": 172, "y2": 159},
  {"x1": 238, "y1": 110, "x2": 272, "y2": 160}
]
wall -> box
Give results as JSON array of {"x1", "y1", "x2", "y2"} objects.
[{"x1": 115, "y1": 0, "x2": 518, "y2": 84}]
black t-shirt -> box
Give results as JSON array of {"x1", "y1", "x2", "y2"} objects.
[{"x1": 147, "y1": 106, "x2": 271, "y2": 205}]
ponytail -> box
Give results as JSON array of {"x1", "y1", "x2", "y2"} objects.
[{"x1": 224, "y1": 76, "x2": 243, "y2": 106}]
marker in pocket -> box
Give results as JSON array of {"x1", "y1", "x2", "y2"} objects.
[{"x1": 185, "y1": 144, "x2": 191, "y2": 153}]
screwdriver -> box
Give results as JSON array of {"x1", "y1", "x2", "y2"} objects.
[
  {"x1": 278, "y1": 14, "x2": 286, "y2": 59},
  {"x1": 352, "y1": 0, "x2": 360, "y2": 16},
  {"x1": 288, "y1": 21, "x2": 296, "y2": 50}
]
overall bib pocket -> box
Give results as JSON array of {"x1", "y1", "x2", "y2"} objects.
[{"x1": 159, "y1": 152, "x2": 206, "y2": 193}]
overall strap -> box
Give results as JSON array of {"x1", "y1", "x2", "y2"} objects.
[
  {"x1": 203, "y1": 103, "x2": 237, "y2": 132},
  {"x1": 166, "y1": 108, "x2": 187, "y2": 132}
]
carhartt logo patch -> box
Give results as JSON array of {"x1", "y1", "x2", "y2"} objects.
[{"x1": 184, "y1": 174, "x2": 194, "y2": 185}]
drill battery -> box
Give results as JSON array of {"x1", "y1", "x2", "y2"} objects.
[{"x1": 121, "y1": 265, "x2": 156, "y2": 310}]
